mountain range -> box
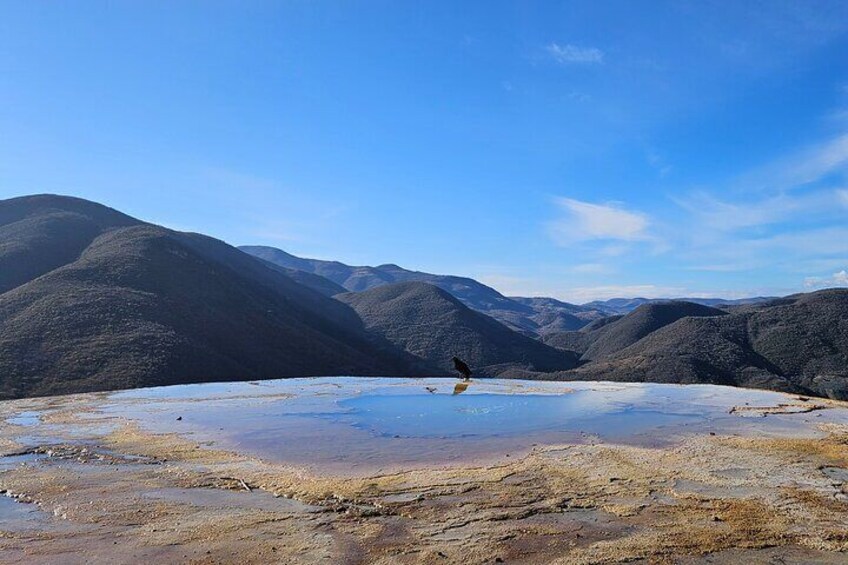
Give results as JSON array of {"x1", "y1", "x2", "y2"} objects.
[
  {"x1": 240, "y1": 245, "x2": 775, "y2": 334},
  {"x1": 582, "y1": 296, "x2": 776, "y2": 315},
  {"x1": 240, "y1": 245, "x2": 608, "y2": 336},
  {"x1": 1, "y1": 194, "x2": 845, "y2": 400}
]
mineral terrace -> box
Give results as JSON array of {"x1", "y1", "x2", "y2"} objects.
[{"x1": 0, "y1": 378, "x2": 846, "y2": 564}]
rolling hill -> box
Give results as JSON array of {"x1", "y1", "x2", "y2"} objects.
[
  {"x1": 335, "y1": 282, "x2": 579, "y2": 375},
  {"x1": 544, "y1": 292, "x2": 848, "y2": 399},
  {"x1": 0, "y1": 195, "x2": 421, "y2": 399},
  {"x1": 579, "y1": 301, "x2": 729, "y2": 361}
]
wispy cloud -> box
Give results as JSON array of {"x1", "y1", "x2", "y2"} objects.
[
  {"x1": 548, "y1": 197, "x2": 653, "y2": 245},
  {"x1": 783, "y1": 133, "x2": 848, "y2": 187},
  {"x1": 556, "y1": 285, "x2": 689, "y2": 303},
  {"x1": 546, "y1": 43, "x2": 604, "y2": 65},
  {"x1": 474, "y1": 276, "x2": 689, "y2": 303},
  {"x1": 683, "y1": 227, "x2": 848, "y2": 273},
  {"x1": 645, "y1": 149, "x2": 672, "y2": 178},
  {"x1": 553, "y1": 284, "x2": 793, "y2": 304},
  {"x1": 199, "y1": 166, "x2": 352, "y2": 250},
  {"x1": 567, "y1": 90, "x2": 592, "y2": 103},
  {"x1": 735, "y1": 133, "x2": 848, "y2": 192},
  {"x1": 674, "y1": 190, "x2": 841, "y2": 232},
  {"x1": 674, "y1": 129, "x2": 848, "y2": 278}
]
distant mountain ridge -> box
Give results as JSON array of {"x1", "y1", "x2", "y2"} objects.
[
  {"x1": 240, "y1": 245, "x2": 607, "y2": 336},
  {"x1": 239, "y1": 245, "x2": 776, "y2": 330},
  {"x1": 583, "y1": 296, "x2": 776, "y2": 315}
]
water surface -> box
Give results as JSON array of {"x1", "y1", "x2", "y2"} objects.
[{"x1": 97, "y1": 378, "x2": 848, "y2": 473}]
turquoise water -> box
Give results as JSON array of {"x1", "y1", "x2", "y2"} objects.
[{"x1": 340, "y1": 391, "x2": 702, "y2": 438}]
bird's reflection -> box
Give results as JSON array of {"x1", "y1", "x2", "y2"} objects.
[{"x1": 453, "y1": 382, "x2": 469, "y2": 395}]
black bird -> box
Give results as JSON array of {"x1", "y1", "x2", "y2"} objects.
[{"x1": 452, "y1": 356, "x2": 472, "y2": 381}]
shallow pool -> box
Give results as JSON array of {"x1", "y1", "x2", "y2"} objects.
[{"x1": 95, "y1": 378, "x2": 848, "y2": 473}]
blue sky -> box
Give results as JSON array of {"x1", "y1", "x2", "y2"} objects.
[{"x1": 2, "y1": 1, "x2": 848, "y2": 302}]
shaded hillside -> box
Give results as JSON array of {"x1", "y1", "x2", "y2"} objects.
[
  {"x1": 0, "y1": 194, "x2": 138, "y2": 294},
  {"x1": 240, "y1": 245, "x2": 605, "y2": 335},
  {"x1": 257, "y1": 259, "x2": 347, "y2": 297},
  {"x1": 581, "y1": 314, "x2": 624, "y2": 332},
  {"x1": 545, "y1": 290, "x2": 848, "y2": 399},
  {"x1": 745, "y1": 289, "x2": 848, "y2": 397},
  {"x1": 580, "y1": 301, "x2": 728, "y2": 361},
  {"x1": 0, "y1": 196, "x2": 421, "y2": 399},
  {"x1": 336, "y1": 282, "x2": 579, "y2": 375},
  {"x1": 543, "y1": 303, "x2": 726, "y2": 359},
  {"x1": 542, "y1": 331, "x2": 595, "y2": 356},
  {"x1": 505, "y1": 297, "x2": 600, "y2": 333},
  {"x1": 541, "y1": 317, "x2": 624, "y2": 355}
]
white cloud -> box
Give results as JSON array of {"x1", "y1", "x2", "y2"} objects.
[
  {"x1": 546, "y1": 43, "x2": 604, "y2": 65},
  {"x1": 804, "y1": 270, "x2": 848, "y2": 289},
  {"x1": 548, "y1": 197, "x2": 652, "y2": 246}
]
